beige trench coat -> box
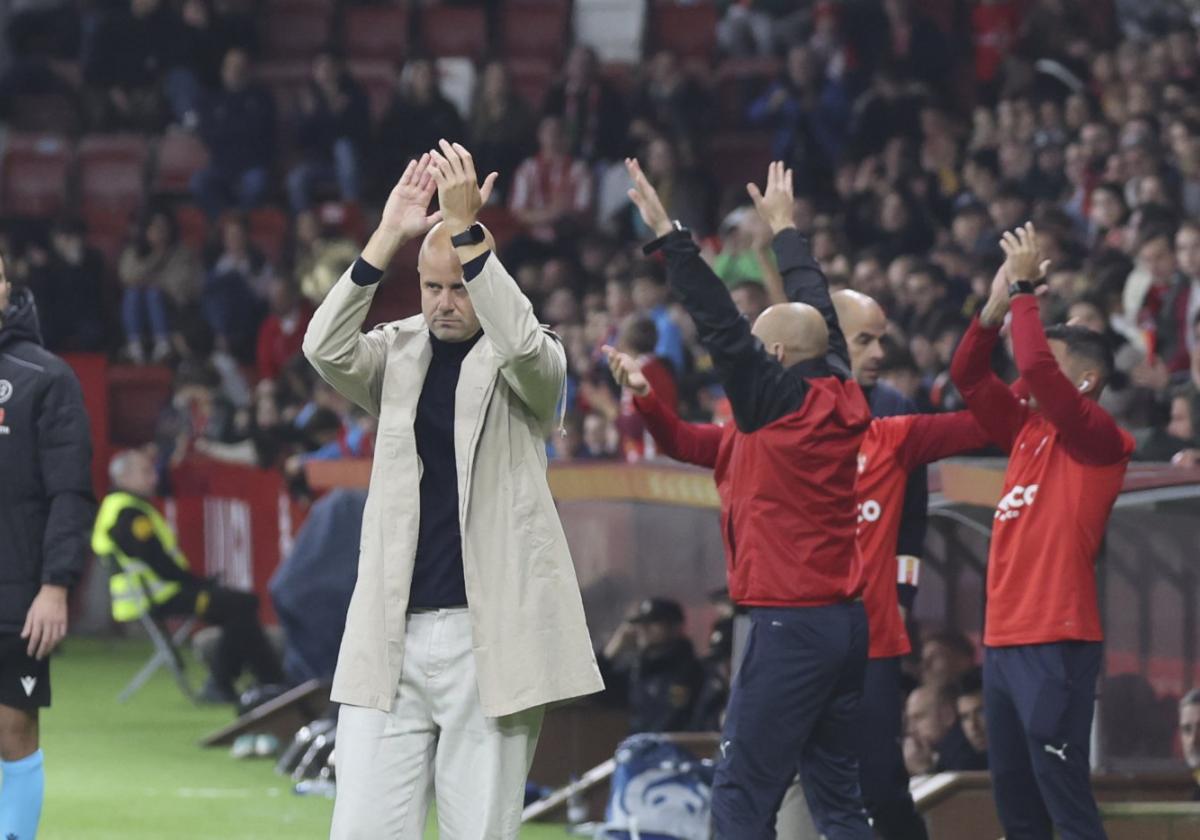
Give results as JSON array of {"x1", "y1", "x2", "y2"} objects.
[{"x1": 302, "y1": 253, "x2": 604, "y2": 716}]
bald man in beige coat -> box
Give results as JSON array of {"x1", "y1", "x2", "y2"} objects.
[{"x1": 304, "y1": 146, "x2": 603, "y2": 839}]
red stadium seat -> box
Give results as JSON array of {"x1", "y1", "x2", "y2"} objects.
[
  {"x1": 316, "y1": 200, "x2": 367, "y2": 244},
  {"x1": 152, "y1": 130, "x2": 210, "y2": 195},
  {"x1": 78, "y1": 134, "x2": 150, "y2": 220},
  {"x1": 501, "y1": 0, "x2": 570, "y2": 63},
  {"x1": 650, "y1": 1, "x2": 718, "y2": 63},
  {"x1": 343, "y1": 6, "x2": 410, "y2": 63},
  {"x1": 477, "y1": 204, "x2": 523, "y2": 252},
  {"x1": 507, "y1": 57, "x2": 555, "y2": 110},
  {"x1": 0, "y1": 133, "x2": 71, "y2": 218},
  {"x1": 256, "y1": 61, "x2": 311, "y2": 117},
  {"x1": 261, "y1": 0, "x2": 333, "y2": 60},
  {"x1": 706, "y1": 131, "x2": 774, "y2": 194},
  {"x1": 421, "y1": 5, "x2": 487, "y2": 61},
  {"x1": 247, "y1": 205, "x2": 290, "y2": 265},
  {"x1": 174, "y1": 204, "x2": 210, "y2": 252},
  {"x1": 347, "y1": 59, "x2": 396, "y2": 122}
]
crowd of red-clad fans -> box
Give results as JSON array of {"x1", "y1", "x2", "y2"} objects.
[{"x1": 2, "y1": 0, "x2": 1200, "y2": 498}]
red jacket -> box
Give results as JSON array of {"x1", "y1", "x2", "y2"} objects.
[{"x1": 257, "y1": 304, "x2": 314, "y2": 382}]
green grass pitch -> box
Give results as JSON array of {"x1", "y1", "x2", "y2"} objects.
[{"x1": 33, "y1": 637, "x2": 574, "y2": 839}]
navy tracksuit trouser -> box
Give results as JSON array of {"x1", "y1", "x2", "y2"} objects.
[
  {"x1": 852, "y1": 657, "x2": 929, "y2": 840},
  {"x1": 984, "y1": 641, "x2": 1107, "y2": 840},
  {"x1": 712, "y1": 601, "x2": 872, "y2": 840}
]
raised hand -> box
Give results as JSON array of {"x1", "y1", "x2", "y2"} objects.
[
  {"x1": 1000, "y1": 222, "x2": 1050, "y2": 283},
  {"x1": 746, "y1": 161, "x2": 796, "y2": 235},
  {"x1": 379, "y1": 152, "x2": 443, "y2": 243},
  {"x1": 428, "y1": 139, "x2": 498, "y2": 233},
  {"x1": 603, "y1": 344, "x2": 651, "y2": 396},
  {"x1": 625, "y1": 158, "x2": 673, "y2": 237}
]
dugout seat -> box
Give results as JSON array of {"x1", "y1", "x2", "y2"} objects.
[{"x1": 97, "y1": 551, "x2": 199, "y2": 704}]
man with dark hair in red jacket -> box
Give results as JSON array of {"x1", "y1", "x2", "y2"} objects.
[
  {"x1": 951, "y1": 223, "x2": 1133, "y2": 840},
  {"x1": 625, "y1": 159, "x2": 872, "y2": 839}
]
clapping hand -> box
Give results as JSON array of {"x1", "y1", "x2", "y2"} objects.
[
  {"x1": 980, "y1": 223, "x2": 1051, "y2": 327},
  {"x1": 625, "y1": 158, "x2": 673, "y2": 237},
  {"x1": 428, "y1": 139, "x2": 498, "y2": 233},
  {"x1": 379, "y1": 152, "x2": 443, "y2": 243}
]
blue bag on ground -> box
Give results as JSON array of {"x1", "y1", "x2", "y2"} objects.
[{"x1": 600, "y1": 733, "x2": 714, "y2": 840}]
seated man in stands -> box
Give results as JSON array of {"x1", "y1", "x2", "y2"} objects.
[
  {"x1": 939, "y1": 667, "x2": 989, "y2": 772},
  {"x1": 92, "y1": 449, "x2": 284, "y2": 703},
  {"x1": 598, "y1": 598, "x2": 704, "y2": 734}
]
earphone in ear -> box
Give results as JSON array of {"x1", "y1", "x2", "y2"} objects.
[{"x1": 1078, "y1": 379, "x2": 1091, "y2": 392}]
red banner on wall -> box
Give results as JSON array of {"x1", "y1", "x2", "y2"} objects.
[{"x1": 167, "y1": 459, "x2": 305, "y2": 623}]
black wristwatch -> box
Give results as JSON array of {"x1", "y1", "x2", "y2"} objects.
[
  {"x1": 450, "y1": 222, "x2": 486, "y2": 248},
  {"x1": 1008, "y1": 279, "x2": 1037, "y2": 297}
]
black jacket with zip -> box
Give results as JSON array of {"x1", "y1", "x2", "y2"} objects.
[{"x1": 0, "y1": 288, "x2": 96, "y2": 632}]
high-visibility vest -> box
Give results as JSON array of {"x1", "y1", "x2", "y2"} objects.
[{"x1": 91, "y1": 492, "x2": 190, "y2": 622}]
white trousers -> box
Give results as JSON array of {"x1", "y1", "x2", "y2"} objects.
[{"x1": 330, "y1": 608, "x2": 544, "y2": 840}]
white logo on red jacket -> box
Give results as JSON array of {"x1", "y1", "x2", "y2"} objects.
[
  {"x1": 857, "y1": 499, "x2": 882, "y2": 524},
  {"x1": 995, "y1": 483, "x2": 1039, "y2": 521}
]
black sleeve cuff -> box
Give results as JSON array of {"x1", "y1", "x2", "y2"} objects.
[
  {"x1": 897, "y1": 583, "x2": 918, "y2": 611},
  {"x1": 350, "y1": 257, "x2": 384, "y2": 286},
  {"x1": 642, "y1": 227, "x2": 690, "y2": 256},
  {"x1": 462, "y1": 250, "x2": 492, "y2": 282}
]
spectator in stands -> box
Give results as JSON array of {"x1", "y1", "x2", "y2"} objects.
[
  {"x1": 1158, "y1": 221, "x2": 1200, "y2": 373},
  {"x1": 79, "y1": 0, "x2": 179, "y2": 130},
  {"x1": 118, "y1": 205, "x2": 203, "y2": 364},
  {"x1": 711, "y1": 206, "x2": 776, "y2": 290},
  {"x1": 289, "y1": 209, "x2": 360, "y2": 306},
  {"x1": 689, "y1": 617, "x2": 733, "y2": 732},
  {"x1": 610, "y1": 315, "x2": 676, "y2": 462},
  {"x1": 748, "y1": 44, "x2": 849, "y2": 190},
  {"x1": 937, "y1": 667, "x2": 989, "y2": 772},
  {"x1": 154, "y1": 358, "x2": 240, "y2": 474},
  {"x1": 1127, "y1": 226, "x2": 1179, "y2": 329},
  {"x1": 544, "y1": 45, "x2": 626, "y2": 163},
  {"x1": 903, "y1": 684, "x2": 957, "y2": 776},
  {"x1": 286, "y1": 50, "x2": 370, "y2": 213},
  {"x1": 468, "y1": 61, "x2": 535, "y2": 202},
  {"x1": 1087, "y1": 182, "x2": 1130, "y2": 252},
  {"x1": 164, "y1": 0, "x2": 241, "y2": 126},
  {"x1": 201, "y1": 212, "x2": 269, "y2": 360},
  {"x1": 627, "y1": 134, "x2": 713, "y2": 239},
  {"x1": 508, "y1": 115, "x2": 593, "y2": 258},
  {"x1": 190, "y1": 46, "x2": 276, "y2": 219},
  {"x1": 598, "y1": 598, "x2": 704, "y2": 734},
  {"x1": 920, "y1": 629, "x2": 976, "y2": 692},
  {"x1": 731, "y1": 281, "x2": 769, "y2": 323},
  {"x1": 629, "y1": 51, "x2": 712, "y2": 155},
  {"x1": 1180, "y1": 689, "x2": 1200, "y2": 799},
  {"x1": 256, "y1": 277, "x2": 312, "y2": 382},
  {"x1": 23, "y1": 218, "x2": 105, "y2": 354},
  {"x1": 375, "y1": 56, "x2": 464, "y2": 193},
  {"x1": 630, "y1": 259, "x2": 685, "y2": 376}
]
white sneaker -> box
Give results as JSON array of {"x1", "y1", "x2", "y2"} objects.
[
  {"x1": 255, "y1": 734, "x2": 280, "y2": 757},
  {"x1": 231, "y1": 734, "x2": 256, "y2": 759}
]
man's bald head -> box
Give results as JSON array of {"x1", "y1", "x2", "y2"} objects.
[
  {"x1": 417, "y1": 222, "x2": 496, "y2": 342},
  {"x1": 751, "y1": 302, "x2": 828, "y2": 369},
  {"x1": 832, "y1": 289, "x2": 889, "y2": 386}
]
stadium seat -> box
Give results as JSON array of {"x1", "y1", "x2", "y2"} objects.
[
  {"x1": 343, "y1": 6, "x2": 409, "y2": 63},
  {"x1": 706, "y1": 131, "x2": 775, "y2": 194},
  {"x1": 649, "y1": 1, "x2": 717, "y2": 63},
  {"x1": 501, "y1": 0, "x2": 570, "y2": 63},
  {"x1": 78, "y1": 134, "x2": 150, "y2": 221},
  {"x1": 421, "y1": 5, "x2": 487, "y2": 61},
  {"x1": 152, "y1": 129, "x2": 210, "y2": 195},
  {"x1": 6, "y1": 92, "x2": 84, "y2": 135},
  {"x1": 316, "y1": 200, "x2": 367, "y2": 243},
  {"x1": 715, "y1": 57, "x2": 781, "y2": 128},
  {"x1": 256, "y1": 61, "x2": 312, "y2": 118},
  {"x1": 0, "y1": 133, "x2": 71, "y2": 218},
  {"x1": 477, "y1": 204, "x2": 522, "y2": 252},
  {"x1": 261, "y1": 0, "x2": 333, "y2": 60},
  {"x1": 508, "y1": 57, "x2": 556, "y2": 111},
  {"x1": 347, "y1": 59, "x2": 395, "y2": 121},
  {"x1": 574, "y1": 0, "x2": 646, "y2": 63},
  {"x1": 247, "y1": 205, "x2": 290, "y2": 265},
  {"x1": 174, "y1": 203, "x2": 210, "y2": 252}
]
